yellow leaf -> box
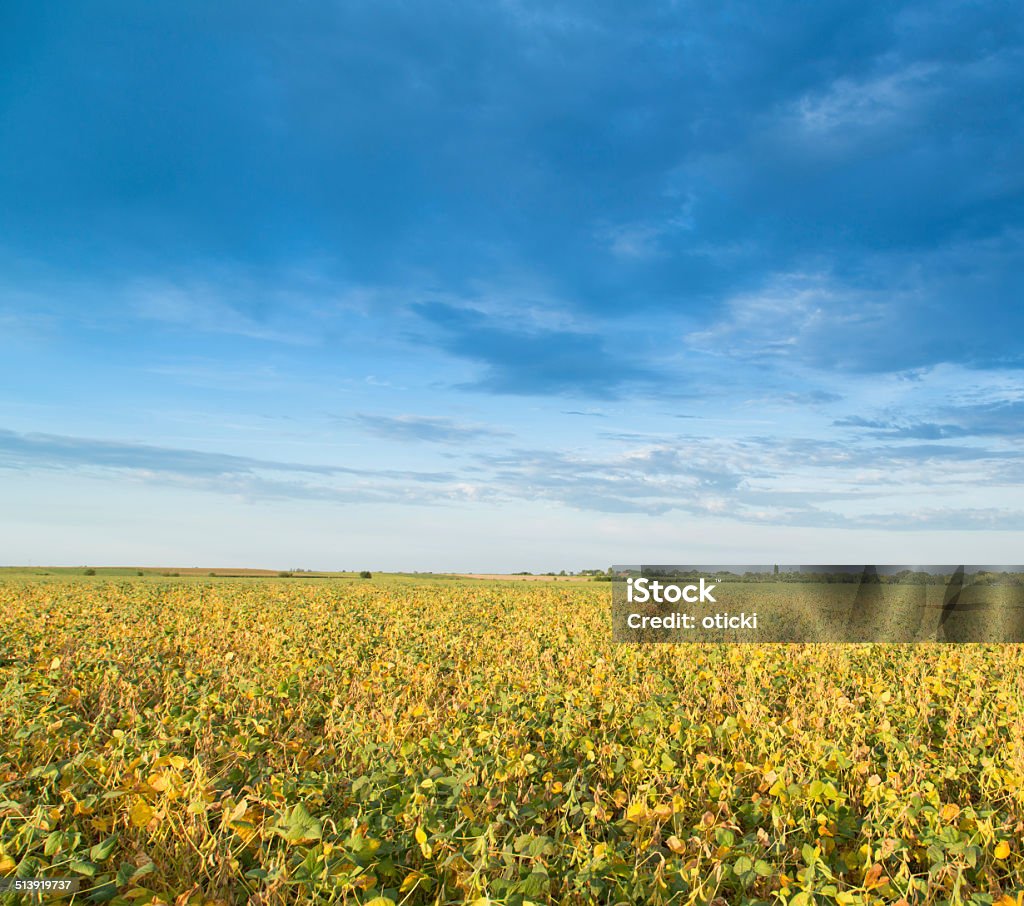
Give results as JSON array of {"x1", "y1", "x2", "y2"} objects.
[
  {"x1": 49, "y1": 657, "x2": 61, "y2": 670},
  {"x1": 940, "y1": 803, "x2": 960, "y2": 822},
  {"x1": 399, "y1": 873, "x2": 423, "y2": 893},
  {"x1": 666, "y1": 835, "x2": 686, "y2": 855},
  {"x1": 652, "y1": 803, "x2": 672, "y2": 822},
  {"x1": 129, "y1": 800, "x2": 155, "y2": 828},
  {"x1": 363, "y1": 899, "x2": 396, "y2": 906},
  {"x1": 994, "y1": 840, "x2": 1011, "y2": 859},
  {"x1": 414, "y1": 826, "x2": 427, "y2": 845},
  {"x1": 625, "y1": 802, "x2": 647, "y2": 823}
]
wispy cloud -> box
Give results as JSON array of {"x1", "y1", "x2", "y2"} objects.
[
  {"x1": 0, "y1": 428, "x2": 453, "y2": 483},
  {"x1": 685, "y1": 271, "x2": 893, "y2": 367},
  {"x1": 789, "y1": 63, "x2": 940, "y2": 142},
  {"x1": 835, "y1": 400, "x2": 1024, "y2": 440},
  {"x1": 472, "y1": 432, "x2": 1024, "y2": 528},
  {"x1": 2, "y1": 423, "x2": 1023, "y2": 531},
  {"x1": 353, "y1": 414, "x2": 511, "y2": 444},
  {"x1": 130, "y1": 280, "x2": 318, "y2": 345}
]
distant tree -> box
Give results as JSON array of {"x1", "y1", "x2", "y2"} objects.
[
  {"x1": 360, "y1": 570, "x2": 372, "y2": 579},
  {"x1": 83, "y1": 568, "x2": 96, "y2": 576}
]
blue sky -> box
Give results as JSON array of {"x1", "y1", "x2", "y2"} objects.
[{"x1": 2, "y1": 0, "x2": 1023, "y2": 570}]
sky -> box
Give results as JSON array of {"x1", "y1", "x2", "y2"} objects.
[{"x1": 1, "y1": 0, "x2": 1023, "y2": 570}]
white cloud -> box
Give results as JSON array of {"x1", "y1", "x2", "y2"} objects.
[{"x1": 793, "y1": 63, "x2": 940, "y2": 137}]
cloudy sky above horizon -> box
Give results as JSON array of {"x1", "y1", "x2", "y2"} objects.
[{"x1": 2, "y1": 0, "x2": 1023, "y2": 570}]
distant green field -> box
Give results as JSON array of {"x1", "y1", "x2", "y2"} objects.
[{"x1": 0, "y1": 567, "x2": 476, "y2": 583}]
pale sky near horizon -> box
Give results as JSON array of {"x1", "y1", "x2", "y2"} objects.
[{"x1": 2, "y1": 1, "x2": 1024, "y2": 571}]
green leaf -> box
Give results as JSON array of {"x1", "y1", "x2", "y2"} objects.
[
  {"x1": 70, "y1": 859, "x2": 99, "y2": 877},
  {"x1": 801, "y1": 843, "x2": 818, "y2": 866},
  {"x1": 114, "y1": 860, "x2": 152, "y2": 888},
  {"x1": 518, "y1": 871, "x2": 550, "y2": 898},
  {"x1": 90, "y1": 835, "x2": 118, "y2": 863},
  {"x1": 277, "y1": 803, "x2": 322, "y2": 844},
  {"x1": 16, "y1": 856, "x2": 41, "y2": 879},
  {"x1": 526, "y1": 836, "x2": 553, "y2": 858},
  {"x1": 86, "y1": 880, "x2": 119, "y2": 902}
]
